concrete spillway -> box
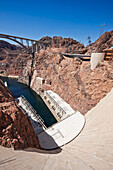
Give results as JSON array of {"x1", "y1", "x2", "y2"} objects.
[{"x1": 0, "y1": 88, "x2": 113, "y2": 169}]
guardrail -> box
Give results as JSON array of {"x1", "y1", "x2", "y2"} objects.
[{"x1": 21, "y1": 95, "x2": 47, "y2": 129}]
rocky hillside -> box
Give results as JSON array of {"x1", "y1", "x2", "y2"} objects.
[
  {"x1": 38, "y1": 31, "x2": 113, "y2": 54},
  {"x1": 27, "y1": 52, "x2": 113, "y2": 115},
  {"x1": 0, "y1": 79, "x2": 39, "y2": 149},
  {"x1": 38, "y1": 36, "x2": 84, "y2": 53},
  {"x1": 83, "y1": 30, "x2": 113, "y2": 54},
  {"x1": 0, "y1": 40, "x2": 18, "y2": 50},
  {"x1": 0, "y1": 41, "x2": 30, "y2": 76}
]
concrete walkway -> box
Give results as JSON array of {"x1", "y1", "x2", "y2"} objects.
[{"x1": 0, "y1": 88, "x2": 113, "y2": 170}]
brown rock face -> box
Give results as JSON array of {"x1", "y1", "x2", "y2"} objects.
[
  {"x1": 0, "y1": 40, "x2": 31, "y2": 76},
  {"x1": 0, "y1": 79, "x2": 40, "y2": 149},
  {"x1": 0, "y1": 50, "x2": 31, "y2": 76},
  {"x1": 93, "y1": 30, "x2": 113, "y2": 52}
]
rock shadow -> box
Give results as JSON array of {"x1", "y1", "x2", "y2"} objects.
[
  {"x1": 18, "y1": 128, "x2": 62, "y2": 154},
  {"x1": 24, "y1": 129, "x2": 63, "y2": 154},
  {"x1": 26, "y1": 115, "x2": 62, "y2": 153}
]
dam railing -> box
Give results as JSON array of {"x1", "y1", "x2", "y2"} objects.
[{"x1": 21, "y1": 95, "x2": 47, "y2": 129}]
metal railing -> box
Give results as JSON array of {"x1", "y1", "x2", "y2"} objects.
[{"x1": 21, "y1": 95, "x2": 47, "y2": 129}]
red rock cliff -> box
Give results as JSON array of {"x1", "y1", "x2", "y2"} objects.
[{"x1": 0, "y1": 79, "x2": 40, "y2": 149}]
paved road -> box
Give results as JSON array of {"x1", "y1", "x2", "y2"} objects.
[{"x1": 0, "y1": 88, "x2": 113, "y2": 170}]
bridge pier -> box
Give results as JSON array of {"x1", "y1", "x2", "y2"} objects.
[
  {"x1": 20, "y1": 39, "x2": 23, "y2": 45},
  {"x1": 26, "y1": 40, "x2": 29, "y2": 48}
]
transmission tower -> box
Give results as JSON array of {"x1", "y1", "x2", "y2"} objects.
[
  {"x1": 100, "y1": 24, "x2": 106, "y2": 36},
  {"x1": 87, "y1": 36, "x2": 91, "y2": 46},
  {"x1": 87, "y1": 36, "x2": 93, "y2": 54}
]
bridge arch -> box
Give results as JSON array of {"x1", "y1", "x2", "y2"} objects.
[
  {"x1": 0, "y1": 35, "x2": 27, "y2": 49},
  {"x1": 4, "y1": 36, "x2": 27, "y2": 49},
  {"x1": 0, "y1": 33, "x2": 40, "y2": 51}
]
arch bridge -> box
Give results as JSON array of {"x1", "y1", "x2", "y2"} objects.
[
  {"x1": 0, "y1": 33, "x2": 48, "y2": 53},
  {"x1": 0, "y1": 33, "x2": 40, "y2": 53}
]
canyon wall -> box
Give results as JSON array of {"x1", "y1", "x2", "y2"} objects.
[{"x1": 29, "y1": 52, "x2": 113, "y2": 115}]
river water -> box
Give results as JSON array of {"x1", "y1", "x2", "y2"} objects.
[{"x1": 0, "y1": 76, "x2": 57, "y2": 127}]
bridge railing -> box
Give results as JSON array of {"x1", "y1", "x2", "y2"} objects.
[{"x1": 21, "y1": 95, "x2": 47, "y2": 129}]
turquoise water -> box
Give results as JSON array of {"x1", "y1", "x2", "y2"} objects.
[{"x1": 0, "y1": 76, "x2": 57, "y2": 127}]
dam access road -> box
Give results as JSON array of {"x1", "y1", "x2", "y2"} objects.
[{"x1": 0, "y1": 88, "x2": 113, "y2": 170}]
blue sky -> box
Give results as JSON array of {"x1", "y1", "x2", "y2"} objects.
[{"x1": 0, "y1": 0, "x2": 113, "y2": 46}]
